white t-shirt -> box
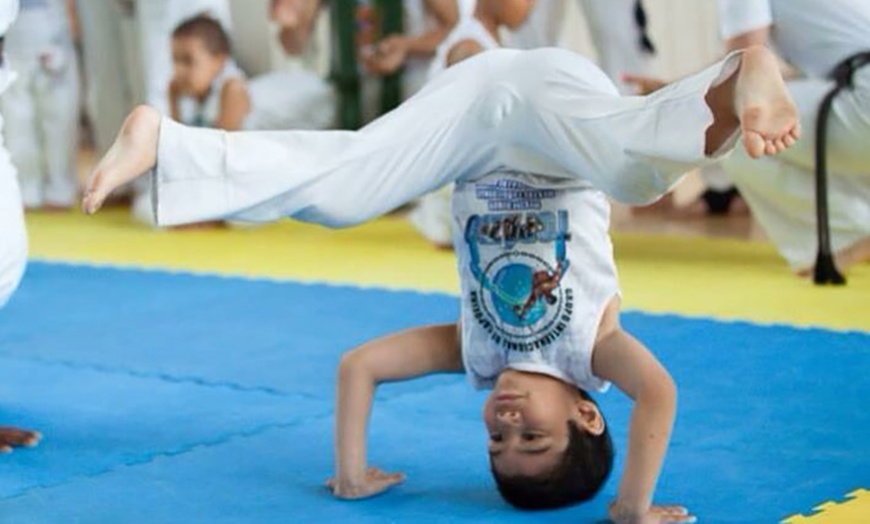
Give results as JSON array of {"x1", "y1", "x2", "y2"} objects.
[
  {"x1": 453, "y1": 168, "x2": 618, "y2": 394},
  {"x1": 718, "y1": 0, "x2": 870, "y2": 77},
  {"x1": 177, "y1": 59, "x2": 245, "y2": 128}
]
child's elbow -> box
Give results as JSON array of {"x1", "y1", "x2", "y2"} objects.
[
  {"x1": 641, "y1": 369, "x2": 677, "y2": 408},
  {"x1": 338, "y1": 350, "x2": 374, "y2": 382}
]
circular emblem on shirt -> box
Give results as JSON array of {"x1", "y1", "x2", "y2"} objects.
[{"x1": 469, "y1": 251, "x2": 574, "y2": 352}]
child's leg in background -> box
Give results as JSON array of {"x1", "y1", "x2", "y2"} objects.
[
  {"x1": 151, "y1": 51, "x2": 508, "y2": 227},
  {"x1": 35, "y1": 46, "x2": 80, "y2": 208}
]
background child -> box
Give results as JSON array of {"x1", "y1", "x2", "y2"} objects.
[
  {"x1": 82, "y1": 42, "x2": 798, "y2": 522},
  {"x1": 0, "y1": 0, "x2": 78, "y2": 211},
  {"x1": 169, "y1": 15, "x2": 249, "y2": 131}
]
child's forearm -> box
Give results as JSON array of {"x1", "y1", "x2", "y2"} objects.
[
  {"x1": 332, "y1": 324, "x2": 463, "y2": 488},
  {"x1": 334, "y1": 354, "x2": 376, "y2": 484},
  {"x1": 614, "y1": 378, "x2": 677, "y2": 515}
]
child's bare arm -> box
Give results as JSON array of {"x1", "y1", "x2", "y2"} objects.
[
  {"x1": 216, "y1": 78, "x2": 251, "y2": 131},
  {"x1": 592, "y1": 301, "x2": 688, "y2": 524},
  {"x1": 330, "y1": 323, "x2": 463, "y2": 499}
]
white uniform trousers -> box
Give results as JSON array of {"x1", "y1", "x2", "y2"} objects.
[{"x1": 149, "y1": 49, "x2": 740, "y2": 228}]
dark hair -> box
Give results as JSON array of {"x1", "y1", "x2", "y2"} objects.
[
  {"x1": 172, "y1": 15, "x2": 231, "y2": 56},
  {"x1": 491, "y1": 391, "x2": 614, "y2": 510}
]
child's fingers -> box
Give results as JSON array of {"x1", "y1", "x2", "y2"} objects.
[
  {"x1": 665, "y1": 513, "x2": 696, "y2": 522},
  {"x1": 651, "y1": 505, "x2": 689, "y2": 515},
  {"x1": 0, "y1": 428, "x2": 41, "y2": 448}
]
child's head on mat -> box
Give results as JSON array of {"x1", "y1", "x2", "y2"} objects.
[
  {"x1": 171, "y1": 15, "x2": 232, "y2": 98},
  {"x1": 484, "y1": 369, "x2": 613, "y2": 509}
]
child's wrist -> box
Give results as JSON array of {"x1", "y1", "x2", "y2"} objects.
[{"x1": 609, "y1": 498, "x2": 649, "y2": 522}]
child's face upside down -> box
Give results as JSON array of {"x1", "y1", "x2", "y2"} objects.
[{"x1": 483, "y1": 369, "x2": 605, "y2": 477}]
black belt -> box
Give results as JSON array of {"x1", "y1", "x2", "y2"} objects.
[
  {"x1": 813, "y1": 50, "x2": 870, "y2": 285},
  {"x1": 634, "y1": 0, "x2": 656, "y2": 54}
]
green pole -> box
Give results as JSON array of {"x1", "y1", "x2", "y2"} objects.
[
  {"x1": 331, "y1": 0, "x2": 362, "y2": 129},
  {"x1": 376, "y1": 0, "x2": 403, "y2": 115}
]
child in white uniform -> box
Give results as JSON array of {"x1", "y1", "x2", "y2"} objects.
[
  {"x1": 83, "y1": 46, "x2": 798, "y2": 522},
  {"x1": 0, "y1": 0, "x2": 42, "y2": 455},
  {"x1": 0, "y1": 0, "x2": 78, "y2": 210}
]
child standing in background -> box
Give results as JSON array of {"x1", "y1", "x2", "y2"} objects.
[{"x1": 0, "y1": 0, "x2": 78, "y2": 211}]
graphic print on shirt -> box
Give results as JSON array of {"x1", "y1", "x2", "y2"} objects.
[{"x1": 465, "y1": 178, "x2": 574, "y2": 353}]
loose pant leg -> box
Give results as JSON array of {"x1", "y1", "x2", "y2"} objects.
[
  {"x1": 153, "y1": 48, "x2": 740, "y2": 226},
  {"x1": 1, "y1": 62, "x2": 43, "y2": 208},
  {"x1": 36, "y1": 54, "x2": 80, "y2": 207},
  {"x1": 497, "y1": 48, "x2": 741, "y2": 205},
  {"x1": 154, "y1": 51, "x2": 506, "y2": 227},
  {"x1": 0, "y1": 129, "x2": 27, "y2": 308}
]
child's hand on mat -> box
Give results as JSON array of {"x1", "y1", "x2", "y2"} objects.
[
  {"x1": 0, "y1": 427, "x2": 42, "y2": 454},
  {"x1": 609, "y1": 501, "x2": 697, "y2": 524},
  {"x1": 326, "y1": 466, "x2": 406, "y2": 500}
]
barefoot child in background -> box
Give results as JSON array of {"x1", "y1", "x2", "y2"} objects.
[{"x1": 82, "y1": 45, "x2": 799, "y2": 523}]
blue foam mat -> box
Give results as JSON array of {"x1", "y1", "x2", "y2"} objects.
[{"x1": 1, "y1": 262, "x2": 868, "y2": 523}]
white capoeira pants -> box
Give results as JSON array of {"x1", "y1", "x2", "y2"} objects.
[
  {"x1": 723, "y1": 68, "x2": 870, "y2": 270},
  {"x1": 150, "y1": 48, "x2": 740, "y2": 228},
  {"x1": 0, "y1": 120, "x2": 27, "y2": 308}
]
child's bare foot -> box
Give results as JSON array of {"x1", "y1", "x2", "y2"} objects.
[
  {"x1": 0, "y1": 426, "x2": 42, "y2": 454},
  {"x1": 797, "y1": 236, "x2": 870, "y2": 278},
  {"x1": 734, "y1": 46, "x2": 800, "y2": 159},
  {"x1": 82, "y1": 105, "x2": 161, "y2": 215}
]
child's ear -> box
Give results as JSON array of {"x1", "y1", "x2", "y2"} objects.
[{"x1": 573, "y1": 399, "x2": 606, "y2": 436}]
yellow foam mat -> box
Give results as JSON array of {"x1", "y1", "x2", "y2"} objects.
[
  {"x1": 783, "y1": 489, "x2": 870, "y2": 523},
  {"x1": 24, "y1": 209, "x2": 870, "y2": 332}
]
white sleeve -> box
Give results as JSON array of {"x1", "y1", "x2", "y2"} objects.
[{"x1": 717, "y1": 0, "x2": 773, "y2": 40}]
